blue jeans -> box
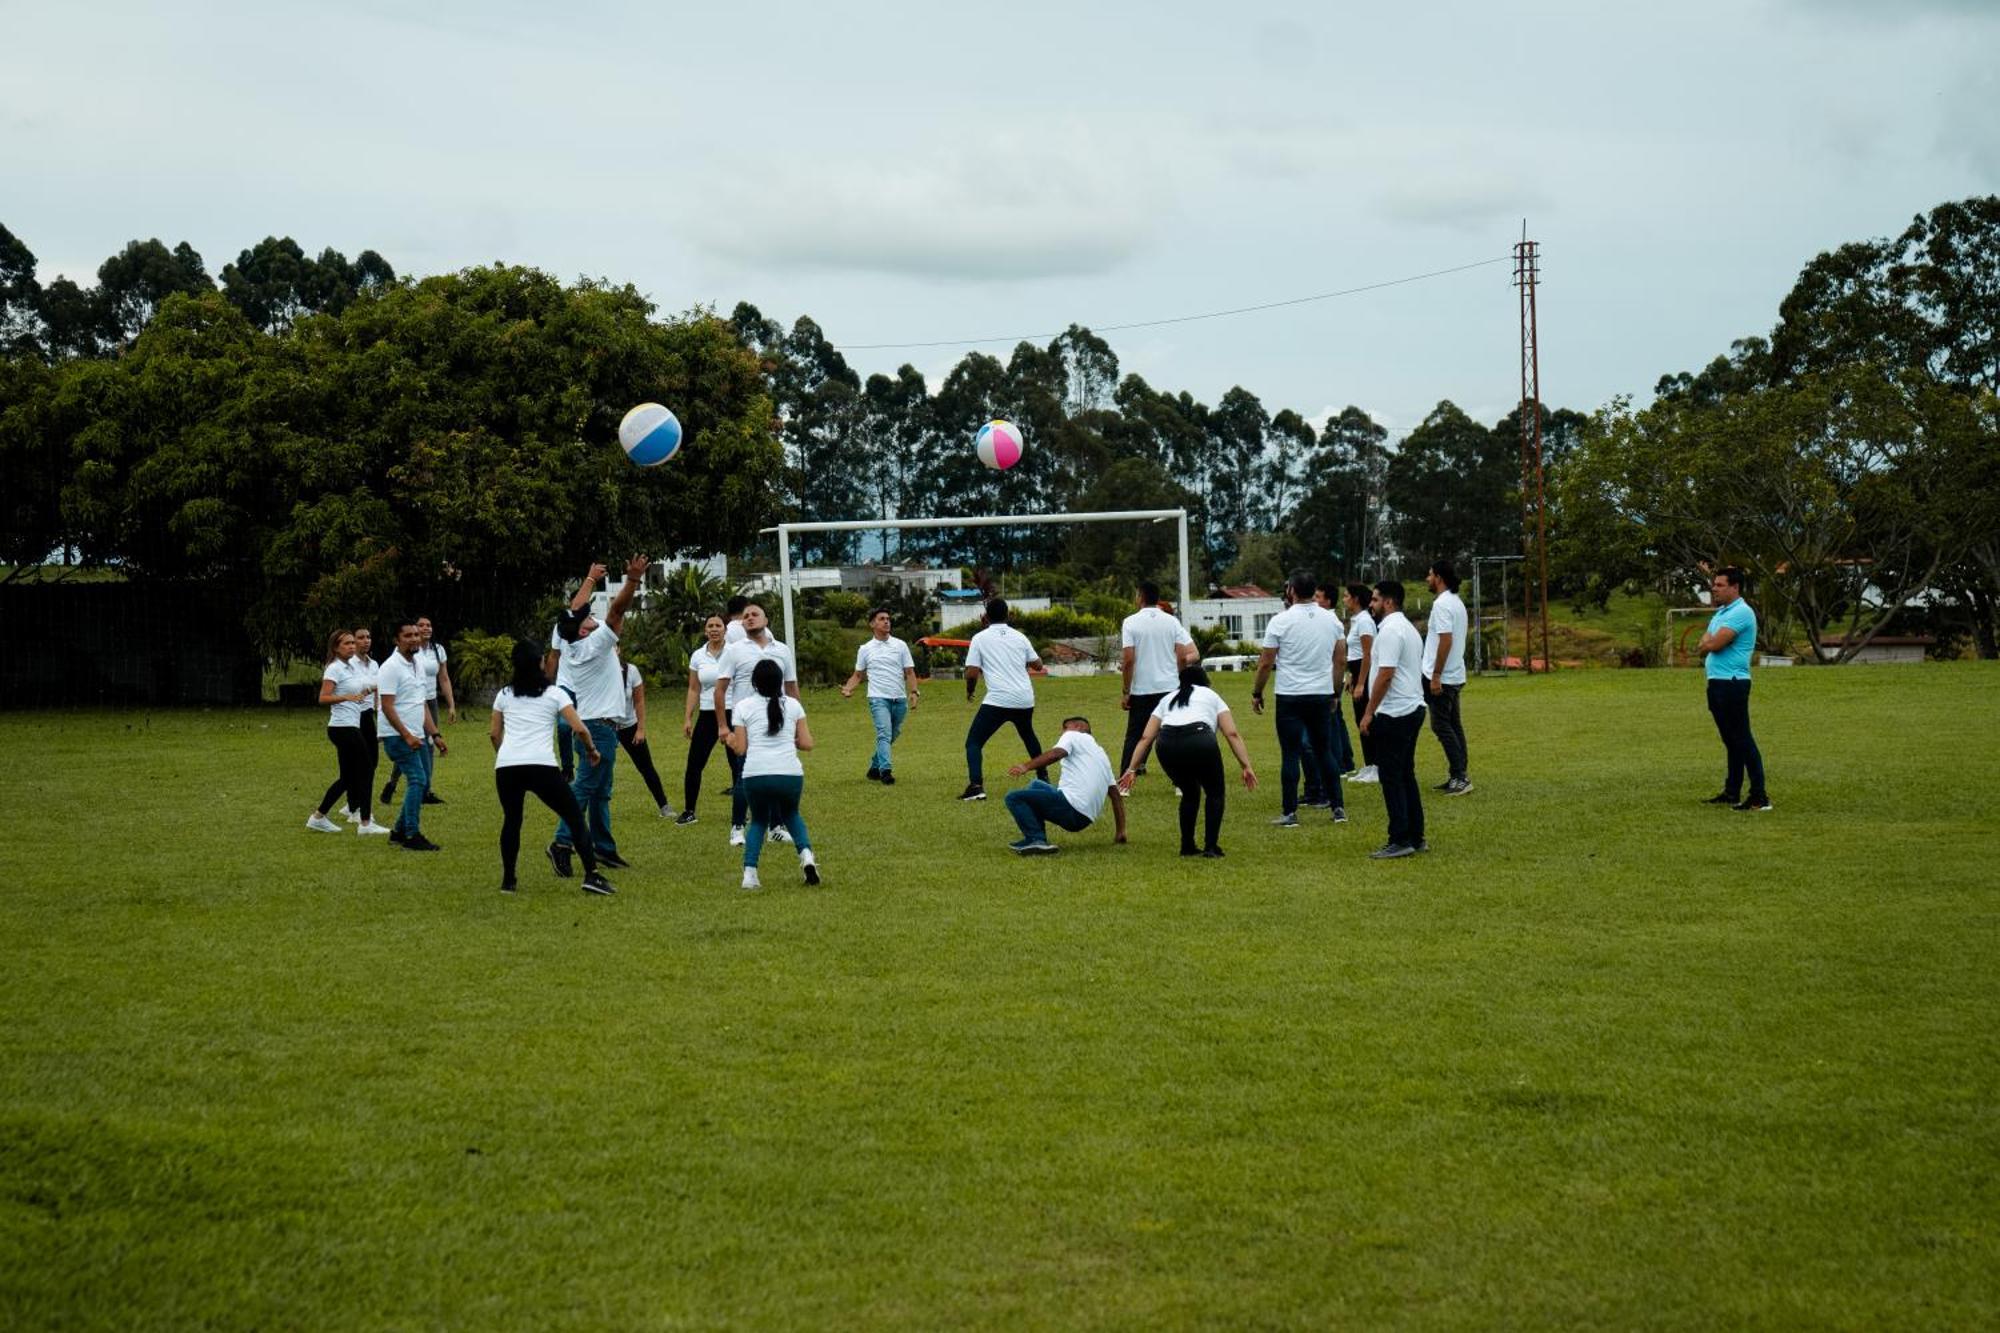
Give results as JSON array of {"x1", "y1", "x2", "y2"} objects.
[
  {"x1": 555, "y1": 718, "x2": 620, "y2": 857},
  {"x1": 420, "y1": 731, "x2": 436, "y2": 787},
  {"x1": 382, "y1": 734, "x2": 427, "y2": 836},
  {"x1": 867, "y1": 697, "x2": 908, "y2": 772},
  {"x1": 742, "y1": 774, "x2": 810, "y2": 868},
  {"x1": 1003, "y1": 779, "x2": 1092, "y2": 843}
]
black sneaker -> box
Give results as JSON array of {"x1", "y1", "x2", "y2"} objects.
[
  {"x1": 880, "y1": 770, "x2": 896, "y2": 786},
  {"x1": 865, "y1": 767, "x2": 881, "y2": 782},
  {"x1": 1301, "y1": 797, "x2": 1331, "y2": 809},
  {"x1": 1444, "y1": 778, "x2": 1473, "y2": 796},
  {"x1": 1412, "y1": 839, "x2": 1432, "y2": 853},
  {"x1": 1703, "y1": 792, "x2": 1739, "y2": 805},
  {"x1": 421, "y1": 792, "x2": 445, "y2": 806},
  {"x1": 1332, "y1": 806, "x2": 1348, "y2": 824},
  {"x1": 388, "y1": 827, "x2": 407, "y2": 844},
  {"x1": 597, "y1": 850, "x2": 632, "y2": 870},
  {"x1": 1180, "y1": 845, "x2": 1201, "y2": 857},
  {"x1": 401, "y1": 835, "x2": 441, "y2": 852},
  {"x1": 499, "y1": 878, "x2": 518, "y2": 894},
  {"x1": 547, "y1": 843, "x2": 573, "y2": 878},
  {"x1": 1432, "y1": 779, "x2": 1455, "y2": 792},
  {"x1": 958, "y1": 783, "x2": 987, "y2": 802},
  {"x1": 581, "y1": 872, "x2": 616, "y2": 896},
  {"x1": 674, "y1": 810, "x2": 698, "y2": 826},
  {"x1": 1202, "y1": 847, "x2": 1225, "y2": 859},
  {"x1": 379, "y1": 782, "x2": 397, "y2": 803},
  {"x1": 1369, "y1": 843, "x2": 1416, "y2": 860},
  {"x1": 1734, "y1": 796, "x2": 1773, "y2": 812}
]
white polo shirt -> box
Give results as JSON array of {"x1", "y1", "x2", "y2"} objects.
[
  {"x1": 322, "y1": 656, "x2": 366, "y2": 729},
  {"x1": 375, "y1": 651, "x2": 429, "y2": 740},
  {"x1": 717, "y1": 635, "x2": 798, "y2": 713},
  {"x1": 1261, "y1": 603, "x2": 1343, "y2": 697},
  {"x1": 1372, "y1": 611, "x2": 1426, "y2": 718},
  {"x1": 418, "y1": 642, "x2": 447, "y2": 701},
  {"x1": 617, "y1": 662, "x2": 644, "y2": 730},
  {"x1": 1051, "y1": 729, "x2": 1114, "y2": 824},
  {"x1": 690, "y1": 641, "x2": 728, "y2": 694},
  {"x1": 725, "y1": 619, "x2": 748, "y2": 646},
  {"x1": 492, "y1": 685, "x2": 575, "y2": 768},
  {"x1": 1152, "y1": 684, "x2": 1229, "y2": 731},
  {"x1": 1121, "y1": 605, "x2": 1195, "y2": 695},
  {"x1": 854, "y1": 635, "x2": 916, "y2": 699},
  {"x1": 562, "y1": 624, "x2": 624, "y2": 721},
  {"x1": 1346, "y1": 609, "x2": 1376, "y2": 663},
  {"x1": 966, "y1": 624, "x2": 1040, "y2": 710},
  {"x1": 1423, "y1": 590, "x2": 1468, "y2": 685}
]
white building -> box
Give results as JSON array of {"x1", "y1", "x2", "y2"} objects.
[{"x1": 1183, "y1": 596, "x2": 1284, "y2": 643}]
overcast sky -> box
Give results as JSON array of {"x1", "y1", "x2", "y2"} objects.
[{"x1": 5, "y1": 0, "x2": 1996, "y2": 433}]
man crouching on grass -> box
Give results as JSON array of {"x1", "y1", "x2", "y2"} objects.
[{"x1": 1001, "y1": 717, "x2": 1127, "y2": 854}]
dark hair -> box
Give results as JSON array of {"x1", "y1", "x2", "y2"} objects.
[
  {"x1": 1171, "y1": 662, "x2": 1211, "y2": 710},
  {"x1": 751, "y1": 658, "x2": 786, "y2": 736},
  {"x1": 726, "y1": 595, "x2": 749, "y2": 616},
  {"x1": 986, "y1": 597, "x2": 1009, "y2": 624},
  {"x1": 1345, "y1": 582, "x2": 1371, "y2": 606},
  {"x1": 555, "y1": 608, "x2": 587, "y2": 643},
  {"x1": 1716, "y1": 565, "x2": 1746, "y2": 590},
  {"x1": 1430, "y1": 558, "x2": 1460, "y2": 592},
  {"x1": 1287, "y1": 571, "x2": 1317, "y2": 602},
  {"x1": 868, "y1": 607, "x2": 891, "y2": 623},
  {"x1": 1136, "y1": 580, "x2": 1160, "y2": 606},
  {"x1": 1374, "y1": 580, "x2": 1405, "y2": 608},
  {"x1": 393, "y1": 616, "x2": 421, "y2": 637},
  {"x1": 508, "y1": 641, "x2": 549, "y2": 698},
  {"x1": 704, "y1": 613, "x2": 726, "y2": 629},
  {"x1": 1060, "y1": 715, "x2": 1090, "y2": 732}
]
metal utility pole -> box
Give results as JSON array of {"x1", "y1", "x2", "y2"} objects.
[{"x1": 1514, "y1": 227, "x2": 1552, "y2": 674}]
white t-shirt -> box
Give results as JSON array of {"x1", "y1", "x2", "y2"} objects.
[
  {"x1": 690, "y1": 642, "x2": 728, "y2": 694},
  {"x1": 732, "y1": 695, "x2": 807, "y2": 778},
  {"x1": 1261, "y1": 603, "x2": 1343, "y2": 697},
  {"x1": 1423, "y1": 590, "x2": 1468, "y2": 685},
  {"x1": 725, "y1": 619, "x2": 748, "y2": 646},
  {"x1": 854, "y1": 635, "x2": 916, "y2": 699},
  {"x1": 617, "y1": 662, "x2": 643, "y2": 729},
  {"x1": 1121, "y1": 606, "x2": 1195, "y2": 695},
  {"x1": 353, "y1": 654, "x2": 379, "y2": 711},
  {"x1": 418, "y1": 642, "x2": 447, "y2": 701},
  {"x1": 322, "y1": 657, "x2": 365, "y2": 729},
  {"x1": 1152, "y1": 684, "x2": 1229, "y2": 732},
  {"x1": 375, "y1": 652, "x2": 429, "y2": 740},
  {"x1": 1373, "y1": 611, "x2": 1426, "y2": 718},
  {"x1": 1346, "y1": 609, "x2": 1376, "y2": 663},
  {"x1": 717, "y1": 636, "x2": 798, "y2": 713},
  {"x1": 1051, "y1": 729, "x2": 1114, "y2": 824},
  {"x1": 492, "y1": 685, "x2": 575, "y2": 768},
  {"x1": 966, "y1": 624, "x2": 1040, "y2": 710},
  {"x1": 562, "y1": 624, "x2": 623, "y2": 720},
  {"x1": 547, "y1": 626, "x2": 573, "y2": 691}
]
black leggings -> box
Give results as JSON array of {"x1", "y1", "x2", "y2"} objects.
[
  {"x1": 318, "y1": 726, "x2": 373, "y2": 820},
  {"x1": 1156, "y1": 724, "x2": 1226, "y2": 852},
  {"x1": 965, "y1": 705, "x2": 1042, "y2": 785},
  {"x1": 359, "y1": 711, "x2": 380, "y2": 798},
  {"x1": 617, "y1": 724, "x2": 670, "y2": 809},
  {"x1": 495, "y1": 765, "x2": 597, "y2": 880},
  {"x1": 682, "y1": 711, "x2": 721, "y2": 814}
]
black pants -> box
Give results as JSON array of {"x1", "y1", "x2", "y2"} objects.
[
  {"x1": 558, "y1": 723, "x2": 575, "y2": 782},
  {"x1": 1428, "y1": 681, "x2": 1467, "y2": 780},
  {"x1": 1120, "y1": 692, "x2": 1168, "y2": 773},
  {"x1": 1274, "y1": 694, "x2": 1342, "y2": 815},
  {"x1": 1706, "y1": 679, "x2": 1766, "y2": 799},
  {"x1": 358, "y1": 710, "x2": 381, "y2": 805},
  {"x1": 496, "y1": 764, "x2": 596, "y2": 880},
  {"x1": 683, "y1": 711, "x2": 720, "y2": 814},
  {"x1": 617, "y1": 724, "x2": 670, "y2": 809},
  {"x1": 1156, "y1": 724, "x2": 1225, "y2": 852},
  {"x1": 965, "y1": 705, "x2": 1041, "y2": 785},
  {"x1": 1301, "y1": 697, "x2": 1355, "y2": 802},
  {"x1": 318, "y1": 726, "x2": 373, "y2": 820},
  {"x1": 1349, "y1": 693, "x2": 1378, "y2": 768},
  {"x1": 1372, "y1": 706, "x2": 1427, "y2": 847}
]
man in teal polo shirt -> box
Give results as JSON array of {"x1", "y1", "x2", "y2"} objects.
[{"x1": 1697, "y1": 566, "x2": 1770, "y2": 811}]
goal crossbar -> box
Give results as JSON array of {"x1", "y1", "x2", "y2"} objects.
[{"x1": 760, "y1": 509, "x2": 1192, "y2": 647}]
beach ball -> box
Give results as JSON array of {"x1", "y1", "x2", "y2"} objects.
[
  {"x1": 619, "y1": 402, "x2": 683, "y2": 466},
  {"x1": 975, "y1": 419, "x2": 1024, "y2": 471}
]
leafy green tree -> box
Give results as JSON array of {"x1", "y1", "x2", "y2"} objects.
[
  {"x1": 1287, "y1": 405, "x2": 1384, "y2": 578},
  {"x1": 0, "y1": 224, "x2": 43, "y2": 356},
  {"x1": 1385, "y1": 400, "x2": 1514, "y2": 568},
  {"x1": 95, "y1": 238, "x2": 214, "y2": 347}
]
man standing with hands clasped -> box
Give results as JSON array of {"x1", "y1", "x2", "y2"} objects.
[
  {"x1": 1359, "y1": 580, "x2": 1428, "y2": 859},
  {"x1": 1250, "y1": 572, "x2": 1346, "y2": 828},
  {"x1": 1698, "y1": 566, "x2": 1770, "y2": 811},
  {"x1": 1422, "y1": 559, "x2": 1472, "y2": 796},
  {"x1": 548, "y1": 556, "x2": 648, "y2": 878},
  {"x1": 376, "y1": 617, "x2": 448, "y2": 851},
  {"x1": 1118, "y1": 580, "x2": 1198, "y2": 777}
]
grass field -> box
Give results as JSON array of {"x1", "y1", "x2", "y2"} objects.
[{"x1": 3, "y1": 666, "x2": 1997, "y2": 1329}]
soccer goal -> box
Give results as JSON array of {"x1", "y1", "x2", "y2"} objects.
[{"x1": 761, "y1": 509, "x2": 1192, "y2": 646}]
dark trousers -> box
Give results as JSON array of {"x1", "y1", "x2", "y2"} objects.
[
  {"x1": 1274, "y1": 694, "x2": 1342, "y2": 816},
  {"x1": 616, "y1": 724, "x2": 670, "y2": 810},
  {"x1": 558, "y1": 723, "x2": 575, "y2": 782},
  {"x1": 966, "y1": 705, "x2": 1042, "y2": 786},
  {"x1": 359, "y1": 711, "x2": 380, "y2": 799},
  {"x1": 1302, "y1": 697, "x2": 1356, "y2": 802},
  {"x1": 1349, "y1": 693, "x2": 1378, "y2": 768},
  {"x1": 683, "y1": 711, "x2": 720, "y2": 814},
  {"x1": 1156, "y1": 724, "x2": 1225, "y2": 852},
  {"x1": 1372, "y1": 705, "x2": 1427, "y2": 847},
  {"x1": 1428, "y1": 680, "x2": 1468, "y2": 780},
  {"x1": 496, "y1": 764, "x2": 596, "y2": 880},
  {"x1": 1706, "y1": 679, "x2": 1766, "y2": 799},
  {"x1": 318, "y1": 725, "x2": 373, "y2": 820},
  {"x1": 1120, "y1": 692, "x2": 1168, "y2": 772}
]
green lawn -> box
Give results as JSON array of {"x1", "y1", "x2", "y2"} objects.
[{"x1": 2, "y1": 666, "x2": 1996, "y2": 1329}]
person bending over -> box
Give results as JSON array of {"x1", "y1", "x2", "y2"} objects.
[{"x1": 1002, "y1": 717, "x2": 1126, "y2": 855}]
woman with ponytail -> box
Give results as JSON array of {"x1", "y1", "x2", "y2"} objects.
[
  {"x1": 1118, "y1": 664, "x2": 1258, "y2": 858},
  {"x1": 489, "y1": 641, "x2": 616, "y2": 896},
  {"x1": 725, "y1": 657, "x2": 817, "y2": 891}
]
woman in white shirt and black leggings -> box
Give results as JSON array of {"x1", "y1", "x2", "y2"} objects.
[
  {"x1": 676, "y1": 614, "x2": 730, "y2": 825},
  {"x1": 727, "y1": 657, "x2": 819, "y2": 891},
  {"x1": 1118, "y1": 665, "x2": 1259, "y2": 858},
  {"x1": 489, "y1": 642, "x2": 615, "y2": 896},
  {"x1": 309, "y1": 629, "x2": 388, "y2": 835}
]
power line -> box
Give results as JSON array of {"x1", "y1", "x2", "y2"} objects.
[{"x1": 832, "y1": 255, "x2": 1513, "y2": 352}]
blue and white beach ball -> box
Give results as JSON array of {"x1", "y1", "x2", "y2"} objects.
[{"x1": 619, "y1": 402, "x2": 683, "y2": 466}]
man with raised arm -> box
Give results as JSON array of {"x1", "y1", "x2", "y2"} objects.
[{"x1": 547, "y1": 556, "x2": 648, "y2": 878}]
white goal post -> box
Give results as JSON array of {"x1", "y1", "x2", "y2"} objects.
[{"x1": 760, "y1": 509, "x2": 1192, "y2": 648}]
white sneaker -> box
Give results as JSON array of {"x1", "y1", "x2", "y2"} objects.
[
  {"x1": 800, "y1": 848, "x2": 821, "y2": 886},
  {"x1": 741, "y1": 867, "x2": 761, "y2": 891},
  {"x1": 768, "y1": 826, "x2": 792, "y2": 844},
  {"x1": 306, "y1": 813, "x2": 342, "y2": 833},
  {"x1": 1351, "y1": 766, "x2": 1380, "y2": 784},
  {"x1": 357, "y1": 821, "x2": 392, "y2": 836},
  {"x1": 730, "y1": 825, "x2": 746, "y2": 847},
  {"x1": 657, "y1": 803, "x2": 675, "y2": 819},
  {"x1": 343, "y1": 807, "x2": 361, "y2": 824}
]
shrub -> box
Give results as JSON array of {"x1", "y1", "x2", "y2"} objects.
[{"x1": 448, "y1": 630, "x2": 514, "y2": 698}]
